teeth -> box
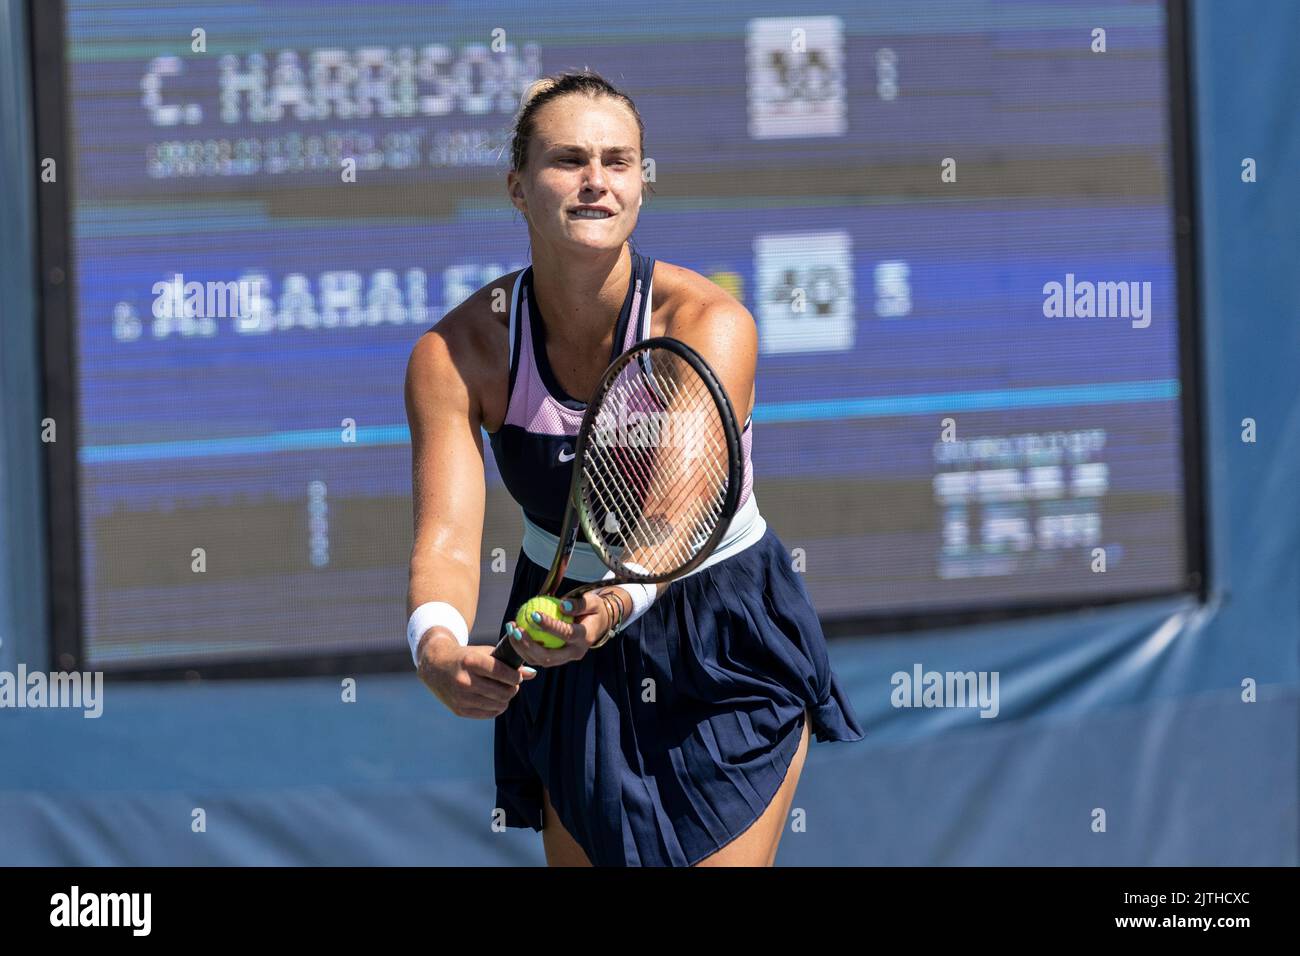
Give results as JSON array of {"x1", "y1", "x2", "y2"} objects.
[{"x1": 572, "y1": 209, "x2": 612, "y2": 219}]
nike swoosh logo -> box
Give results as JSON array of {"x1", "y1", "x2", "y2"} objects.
[{"x1": 558, "y1": 446, "x2": 575, "y2": 462}]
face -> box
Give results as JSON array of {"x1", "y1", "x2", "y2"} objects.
[{"x1": 508, "y1": 94, "x2": 643, "y2": 252}]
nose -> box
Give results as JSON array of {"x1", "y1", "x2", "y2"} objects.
[{"x1": 580, "y1": 159, "x2": 609, "y2": 193}]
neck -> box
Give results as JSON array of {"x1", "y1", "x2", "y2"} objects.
[{"x1": 529, "y1": 242, "x2": 632, "y2": 348}]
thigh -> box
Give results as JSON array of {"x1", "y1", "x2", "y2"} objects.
[
  {"x1": 693, "y1": 709, "x2": 812, "y2": 867},
  {"x1": 541, "y1": 786, "x2": 593, "y2": 867}
]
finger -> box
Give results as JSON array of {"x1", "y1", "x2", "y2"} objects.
[
  {"x1": 505, "y1": 621, "x2": 560, "y2": 666},
  {"x1": 504, "y1": 622, "x2": 561, "y2": 667},
  {"x1": 466, "y1": 645, "x2": 526, "y2": 685},
  {"x1": 564, "y1": 596, "x2": 609, "y2": 647},
  {"x1": 514, "y1": 624, "x2": 583, "y2": 667},
  {"x1": 462, "y1": 683, "x2": 515, "y2": 707},
  {"x1": 560, "y1": 593, "x2": 601, "y2": 620},
  {"x1": 500, "y1": 628, "x2": 543, "y2": 677},
  {"x1": 528, "y1": 609, "x2": 587, "y2": 645},
  {"x1": 563, "y1": 591, "x2": 618, "y2": 645}
]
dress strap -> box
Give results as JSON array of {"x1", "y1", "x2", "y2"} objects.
[
  {"x1": 505, "y1": 268, "x2": 527, "y2": 406},
  {"x1": 640, "y1": 262, "x2": 655, "y2": 342},
  {"x1": 621, "y1": 254, "x2": 656, "y2": 352}
]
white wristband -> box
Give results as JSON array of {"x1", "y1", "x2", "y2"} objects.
[
  {"x1": 600, "y1": 567, "x2": 658, "y2": 631},
  {"x1": 408, "y1": 601, "x2": 468, "y2": 667}
]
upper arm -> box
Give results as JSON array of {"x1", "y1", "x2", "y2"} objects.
[
  {"x1": 403, "y1": 315, "x2": 488, "y2": 619},
  {"x1": 667, "y1": 294, "x2": 758, "y2": 427}
]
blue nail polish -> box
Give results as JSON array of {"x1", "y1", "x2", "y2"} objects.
[
  {"x1": 510, "y1": 626, "x2": 521, "y2": 641},
  {"x1": 530, "y1": 611, "x2": 541, "y2": 623},
  {"x1": 561, "y1": 600, "x2": 573, "y2": 613}
]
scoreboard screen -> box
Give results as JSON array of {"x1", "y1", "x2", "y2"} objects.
[{"x1": 44, "y1": 0, "x2": 1197, "y2": 670}]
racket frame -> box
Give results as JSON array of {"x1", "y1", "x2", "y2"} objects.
[{"x1": 491, "y1": 336, "x2": 743, "y2": 668}]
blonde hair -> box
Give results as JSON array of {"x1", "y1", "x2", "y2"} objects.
[{"x1": 517, "y1": 76, "x2": 561, "y2": 115}]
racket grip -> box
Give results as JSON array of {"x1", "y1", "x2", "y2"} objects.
[{"x1": 492, "y1": 633, "x2": 524, "y2": 669}]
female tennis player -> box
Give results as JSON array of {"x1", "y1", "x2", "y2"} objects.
[{"x1": 405, "y1": 70, "x2": 863, "y2": 867}]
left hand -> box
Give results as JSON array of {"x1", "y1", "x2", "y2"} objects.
[{"x1": 505, "y1": 589, "x2": 629, "y2": 667}]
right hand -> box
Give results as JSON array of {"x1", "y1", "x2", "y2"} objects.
[{"x1": 417, "y1": 627, "x2": 538, "y2": 719}]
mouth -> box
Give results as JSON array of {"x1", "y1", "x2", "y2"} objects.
[{"x1": 568, "y1": 207, "x2": 615, "y2": 220}]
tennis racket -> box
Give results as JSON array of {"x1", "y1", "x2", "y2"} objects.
[{"x1": 492, "y1": 335, "x2": 744, "y2": 668}]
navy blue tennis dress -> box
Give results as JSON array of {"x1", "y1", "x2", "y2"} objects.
[{"x1": 486, "y1": 250, "x2": 864, "y2": 866}]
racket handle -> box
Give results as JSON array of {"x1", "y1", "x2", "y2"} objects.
[{"x1": 492, "y1": 634, "x2": 524, "y2": 669}]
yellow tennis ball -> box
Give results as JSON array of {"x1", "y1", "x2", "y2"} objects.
[{"x1": 515, "y1": 595, "x2": 571, "y2": 649}]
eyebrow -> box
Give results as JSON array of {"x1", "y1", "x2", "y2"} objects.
[{"x1": 548, "y1": 144, "x2": 637, "y2": 156}]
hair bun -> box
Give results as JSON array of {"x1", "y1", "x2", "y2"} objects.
[{"x1": 518, "y1": 77, "x2": 560, "y2": 115}]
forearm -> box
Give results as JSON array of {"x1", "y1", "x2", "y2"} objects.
[{"x1": 408, "y1": 550, "x2": 480, "y2": 649}]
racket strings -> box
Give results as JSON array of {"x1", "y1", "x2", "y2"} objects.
[
  {"x1": 581, "y1": 349, "x2": 732, "y2": 576},
  {"x1": 592, "y1": 378, "x2": 722, "y2": 529},
  {"x1": 604, "y1": 361, "x2": 729, "y2": 516}
]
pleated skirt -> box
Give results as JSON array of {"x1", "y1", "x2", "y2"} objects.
[{"x1": 493, "y1": 525, "x2": 865, "y2": 867}]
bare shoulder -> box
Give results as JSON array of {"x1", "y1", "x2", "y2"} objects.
[
  {"x1": 405, "y1": 270, "x2": 521, "y2": 431},
  {"x1": 655, "y1": 260, "x2": 748, "y2": 330},
  {"x1": 654, "y1": 260, "x2": 758, "y2": 419},
  {"x1": 657, "y1": 260, "x2": 757, "y2": 355}
]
